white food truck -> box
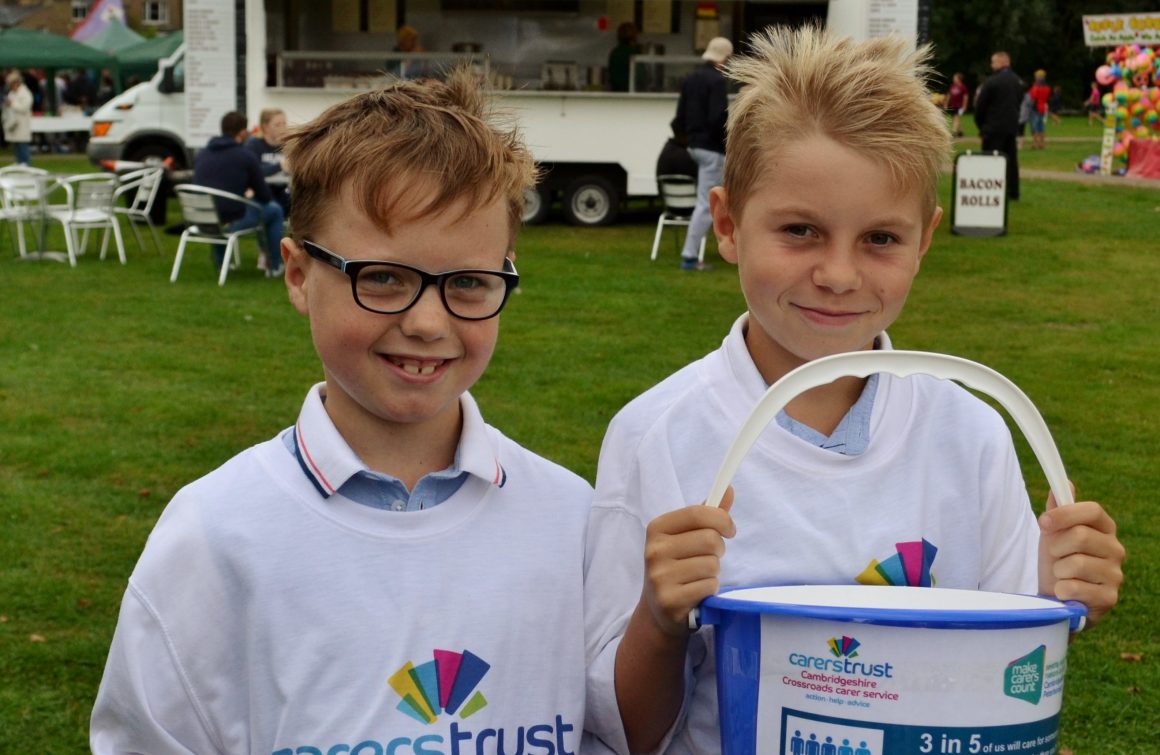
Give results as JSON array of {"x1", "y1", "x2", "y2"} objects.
[{"x1": 88, "y1": 0, "x2": 923, "y2": 225}]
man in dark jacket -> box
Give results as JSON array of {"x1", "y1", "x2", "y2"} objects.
[
  {"x1": 672, "y1": 36, "x2": 731, "y2": 271},
  {"x1": 193, "y1": 111, "x2": 286, "y2": 275},
  {"x1": 974, "y1": 51, "x2": 1023, "y2": 200}
]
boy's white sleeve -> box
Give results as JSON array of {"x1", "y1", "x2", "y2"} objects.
[
  {"x1": 584, "y1": 414, "x2": 696, "y2": 755},
  {"x1": 90, "y1": 582, "x2": 222, "y2": 755}
]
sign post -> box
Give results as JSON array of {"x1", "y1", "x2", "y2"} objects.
[{"x1": 951, "y1": 151, "x2": 1008, "y2": 237}]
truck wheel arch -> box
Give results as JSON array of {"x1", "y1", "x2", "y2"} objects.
[
  {"x1": 521, "y1": 185, "x2": 552, "y2": 225},
  {"x1": 125, "y1": 138, "x2": 188, "y2": 170}
]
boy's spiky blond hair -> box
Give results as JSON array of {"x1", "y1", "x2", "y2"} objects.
[
  {"x1": 724, "y1": 25, "x2": 950, "y2": 222},
  {"x1": 283, "y1": 68, "x2": 536, "y2": 242}
]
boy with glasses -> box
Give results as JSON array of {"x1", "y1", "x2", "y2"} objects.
[{"x1": 92, "y1": 71, "x2": 608, "y2": 753}]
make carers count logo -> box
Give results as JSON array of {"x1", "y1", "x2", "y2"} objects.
[{"x1": 389, "y1": 649, "x2": 490, "y2": 724}]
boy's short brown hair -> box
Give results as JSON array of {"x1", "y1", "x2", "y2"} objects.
[
  {"x1": 283, "y1": 68, "x2": 536, "y2": 242},
  {"x1": 724, "y1": 25, "x2": 950, "y2": 222}
]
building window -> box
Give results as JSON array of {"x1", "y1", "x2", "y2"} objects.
[
  {"x1": 143, "y1": 1, "x2": 169, "y2": 25},
  {"x1": 71, "y1": 0, "x2": 92, "y2": 22}
]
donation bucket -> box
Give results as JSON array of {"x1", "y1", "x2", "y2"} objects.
[{"x1": 695, "y1": 351, "x2": 1087, "y2": 755}]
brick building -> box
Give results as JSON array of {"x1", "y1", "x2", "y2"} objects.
[{"x1": 2, "y1": 0, "x2": 182, "y2": 36}]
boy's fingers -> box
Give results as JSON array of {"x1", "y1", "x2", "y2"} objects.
[
  {"x1": 646, "y1": 530, "x2": 728, "y2": 562},
  {"x1": 1039, "y1": 499, "x2": 1117, "y2": 536},
  {"x1": 1041, "y1": 525, "x2": 1126, "y2": 563},
  {"x1": 1048, "y1": 551, "x2": 1124, "y2": 585},
  {"x1": 1050, "y1": 578, "x2": 1118, "y2": 627},
  {"x1": 649, "y1": 503, "x2": 735, "y2": 539}
]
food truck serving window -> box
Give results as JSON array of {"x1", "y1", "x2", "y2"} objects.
[{"x1": 441, "y1": 0, "x2": 579, "y2": 10}]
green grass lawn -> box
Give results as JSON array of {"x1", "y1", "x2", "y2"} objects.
[{"x1": 1, "y1": 154, "x2": 1158, "y2": 751}]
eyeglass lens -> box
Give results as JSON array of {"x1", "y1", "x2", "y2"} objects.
[{"x1": 355, "y1": 264, "x2": 509, "y2": 319}]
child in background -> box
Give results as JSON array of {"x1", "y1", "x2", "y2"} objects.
[
  {"x1": 1087, "y1": 81, "x2": 1103, "y2": 126},
  {"x1": 583, "y1": 26, "x2": 1124, "y2": 755},
  {"x1": 92, "y1": 71, "x2": 607, "y2": 754},
  {"x1": 1028, "y1": 70, "x2": 1052, "y2": 149}
]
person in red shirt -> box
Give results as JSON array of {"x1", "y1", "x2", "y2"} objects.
[
  {"x1": 1027, "y1": 69, "x2": 1052, "y2": 149},
  {"x1": 945, "y1": 72, "x2": 969, "y2": 137}
]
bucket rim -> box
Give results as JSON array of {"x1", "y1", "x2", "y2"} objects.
[{"x1": 702, "y1": 585, "x2": 1086, "y2": 630}]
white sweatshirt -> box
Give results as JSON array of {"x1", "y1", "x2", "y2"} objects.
[
  {"x1": 584, "y1": 315, "x2": 1039, "y2": 755},
  {"x1": 93, "y1": 387, "x2": 599, "y2": 755}
]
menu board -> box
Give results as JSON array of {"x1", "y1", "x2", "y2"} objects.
[
  {"x1": 185, "y1": 0, "x2": 237, "y2": 147},
  {"x1": 867, "y1": 0, "x2": 918, "y2": 40}
]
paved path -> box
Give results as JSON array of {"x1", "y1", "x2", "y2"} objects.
[
  {"x1": 950, "y1": 134, "x2": 1159, "y2": 189},
  {"x1": 1020, "y1": 168, "x2": 1159, "y2": 189}
]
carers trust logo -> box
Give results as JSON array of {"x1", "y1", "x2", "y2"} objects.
[
  {"x1": 389, "y1": 649, "x2": 491, "y2": 724},
  {"x1": 855, "y1": 538, "x2": 938, "y2": 587},
  {"x1": 827, "y1": 635, "x2": 861, "y2": 659}
]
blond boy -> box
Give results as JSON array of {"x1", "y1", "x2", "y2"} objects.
[
  {"x1": 93, "y1": 72, "x2": 598, "y2": 753},
  {"x1": 583, "y1": 27, "x2": 1124, "y2": 755}
]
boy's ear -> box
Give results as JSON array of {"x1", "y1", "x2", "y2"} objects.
[
  {"x1": 282, "y1": 238, "x2": 310, "y2": 315},
  {"x1": 710, "y1": 187, "x2": 738, "y2": 263},
  {"x1": 917, "y1": 206, "x2": 944, "y2": 265}
]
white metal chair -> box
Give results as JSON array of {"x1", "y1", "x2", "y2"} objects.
[
  {"x1": 170, "y1": 184, "x2": 264, "y2": 286},
  {"x1": 0, "y1": 165, "x2": 50, "y2": 258},
  {"x1": 43, "y1": 173, "x2": 127, "y2": 266},
  {"x1": 113, "y1": 166, "x2": 165, "y2": 255},
  {"x1": 650, "y1": 174, "x2": 705, "y2": 263}
]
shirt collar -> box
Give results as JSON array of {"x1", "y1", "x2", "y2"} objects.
[{"x1": 291, "y1": 383, "x2": 506, "y2": 498}]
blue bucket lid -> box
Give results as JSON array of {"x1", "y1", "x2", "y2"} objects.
[{"x1": 701, "y1": 585, "x2": 1086, "y2": 631}]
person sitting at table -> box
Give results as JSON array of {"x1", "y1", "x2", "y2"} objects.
[
  {"x1": 193, "y1": 111, "x2": 285, "y2": 277},
  {"x1": 3, "y1": 70, "x2": 34, "y2": 165},
  {"x1": 244, "y1": 108, "x2": 291, "y2": 221}
]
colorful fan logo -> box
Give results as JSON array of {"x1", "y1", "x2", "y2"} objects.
[
  {"x1": 855, "y1": 538, "x2": 938, "y2": 587},
  {"x1": 827, "y1": 635, "x2": 861, "y2": 658},
  {"x1": 388, "y1": 649, "x2": 490, "y2": 724}
]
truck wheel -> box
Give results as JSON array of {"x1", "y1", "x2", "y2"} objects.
[
  {"x1": 563, "y1": 176, "x2": 619, "y2": 226},
  {"x1": 522, "y1": 186, "x2": 551, "y2": 225}
]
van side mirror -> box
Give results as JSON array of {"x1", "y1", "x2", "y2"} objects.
[{"x1": 159, "y1": 64, "x2": 179, "y2": 94}]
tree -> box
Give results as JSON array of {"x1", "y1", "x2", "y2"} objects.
[{"x1": 928, "y1": 0, "x2": 1147, "y2": 109}]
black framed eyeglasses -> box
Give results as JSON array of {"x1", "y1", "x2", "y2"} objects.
[{"x1": 301, "y1": 240, "x2": 520, "y2": 321}]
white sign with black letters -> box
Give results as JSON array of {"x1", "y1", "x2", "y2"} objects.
[{"x1": 951, "y1": 152, "x2": 1007, "y2": 236}]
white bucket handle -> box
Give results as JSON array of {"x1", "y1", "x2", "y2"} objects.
[
  {"x1": 704, "y1": 350, "x2": 1073, "y2": 509},
  {"x1": 690, "y1": 351, "x2": 1077, "y2": 631}
]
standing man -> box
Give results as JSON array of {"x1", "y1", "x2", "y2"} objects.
[
  {"x1": 974, "y1": 51, "x2": 1023, "y2": 200},
  {"x1": 674, "y1": 36, "x2": 732, "y2": 271},
  {"x1": 193, "y1": 111, "x2": 285, "y2": 277}
]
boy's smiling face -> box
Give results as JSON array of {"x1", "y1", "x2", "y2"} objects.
[
  {"x1": 283, "y1": 185, "x2": 512, "y2": 449},
  {"x1": 712, "y1": 133, "x2": 942, "y2": 386}
]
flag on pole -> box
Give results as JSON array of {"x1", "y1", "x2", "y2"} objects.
[{"x1": 70, "y1": 0, "x2": 128, "y2": 43}]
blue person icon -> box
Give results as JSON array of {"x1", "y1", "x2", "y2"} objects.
[
  {"x1": 805, "y1": 733, "x2": 821, "y2": 755},
  {"x1": 854, "y1": 741, "x2": 872, "y2": 755},
  {"x1": 790, "y1": 730, "x2": 806, "y2": 755},
  {"x1": 821, "y1": 735, "x2": 837, "y2": 755},
  {"x1": 838, "y1": 737, "x2": 854, "y2": 755}
]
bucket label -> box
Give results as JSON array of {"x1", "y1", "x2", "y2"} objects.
[
  {"x1": 751, "y1": 617, "x2": 1071, "y2": 753},
  {"x1": 780, "y1": 709, "x2": 1060, "y2": 755}
]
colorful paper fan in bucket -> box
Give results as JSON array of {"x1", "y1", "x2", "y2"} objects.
[
  {"x1": 856, "y1": 538, "x2": 938, "y2": 587},
  {"x1": 388, "y1": 649, "x2": 490, "y2": 723}
]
